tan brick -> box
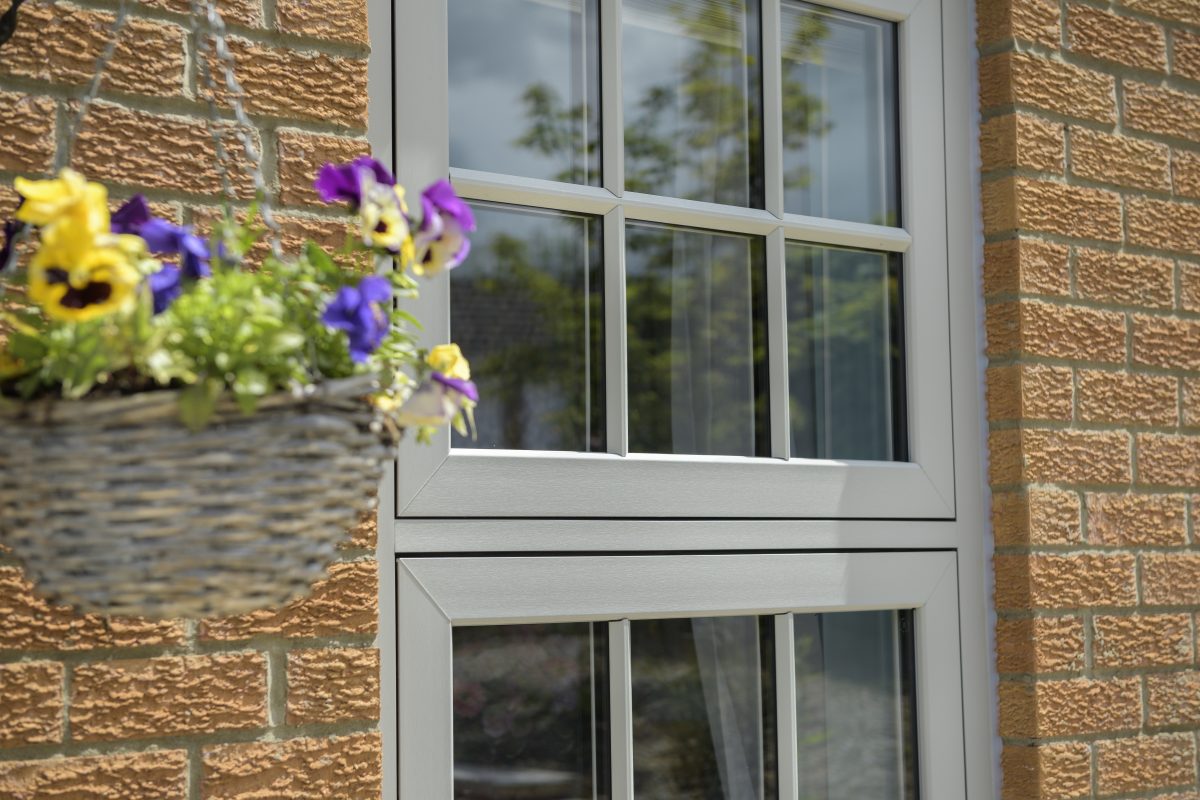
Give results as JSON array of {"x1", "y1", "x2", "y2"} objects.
[
  {"x1": 1079, "y1": 370, "x2": 1178, "y2": 426},
  {"x1": 994, "y1": 553, "x2": 1137, "y2": 610},
  {"x1": 1126, "y1": 81, "x2": 1200, "y2": 142},
  {"x1": 981, "y1": 113, "x2": 1064, "y2": 174},
  {"x1": 1143, "y1": 554, "x2": 1200, "y2": 605},
  {"x1": 1094, "y1": 614, "x2": 1193, "y2": 668},
  {"x1": 141, "y1": 0, "x2": 262, "y2": 27},
  {"x1": 0, "y1": 2, "x2": 184, "y2": 98},
  {"x1": 73, "y1": 102, "x2": 257, "y2": 199},
  {"x1": 993, "y1": 489, "x2": 1082, "y2": 546},
  {"x1": 996, "y1": 616, "x2": 1086, "y2": 673},
  {"x1": 1076, "y1": 248, "x2": 1174, "y2": 309},
  {"x1": 1001, "y1": 743, "x2": 1091, "y2": 800},
  {"x1": 1097, "y1": 734, "x2": 1195, "y2": 795},
  {"x1": 0, "y1": 661, "x2": 62, "y2": 747},
  {"x1": 1173, "y1": 149, "x2": 1200, "y2": 199},
  {"x1": 0, "y1": 750, "x2": 188, "y2": 800},
  {"x1": 277, "y1": 130, "x2": 371, "y2": 208},
  {"x1": 1182, "y1": 262, "x2": 1200, "y2": 313},
  {"x1": 1139, "y1": 433, "x2": 1200, "y2": 487},
  {"x1": 983, "y1": 237, "x2": 1071, "y2": 297},
  {"x1": 200, "y1": 560, "x2": 377, "y2": 641},
  {"x1": 0, "y1": 566, "x2": 185, "y2": 652},
  {"x1": 983, "y1": 176, "x2": 1122, "y2": 241},
  {"x1": 286, "y1": 647, "x2": 379, "y2": 725},
  {"x1": 1068, "y1": 4, "x2": 1167, "y2": 72},
  {"x1": 277, "y1": 0, "x2": 367, "y2": 44},
  {"x1": 1128, "y1": 196, "x2": 1200, "y2": 256},
  {"x1": 1134, "y1": 314, "x2": 1200, "y2": 370},
  {"x1": 980, "y1": 52, "x2": 1117, "y2": 123},
  {"x1": 202, "y1": 732, "x2": 381, "y2": 800},
  {"x1": 342, "y1": 508, "x2": 378, "y2": 550},
  {"x1": 1175, "y1": 29, "x2": 1200, "y2": 82},
  {"x1": 989, "y1": 428, "x2": 1131, "y2": 487},
  {"x1": 0, "y1": 91, "x2": 55, "y2": 175},
  {"x1": 978, "y1": 0, "x2": 1060, "y2": 48},
  {"x1": 986, "y1": 300, "x2": 1125, "y2": 362},
  {"x1": 208, "y1": 38, "x2": 368, "y2": 128},
  {"x1": 1087, "y1": 493, "x2": 1187, "y2": 546},
  {"x1": 1122, "y1": 0, "x2": 1200, "y2": 26},
  {"x1": 71, "y1": 653, "x2": 266, "y2": 741},
  {"x1": 998, "y1": 677, "x2": 1141, "y2": 737},
  {"x1": 1184, "y1": 377, "x2": 1200, "y2": 425},
  {"x1": 1148, "y1": 671, "x2": 1200, "y2": 727},
  {"x1": 987, "y1": 364, "x2": 1073, "y2": 422},
  {"x1": 1070, "y1": 128, "x2": 1170, "y2": 192}
]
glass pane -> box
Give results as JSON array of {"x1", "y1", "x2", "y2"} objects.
[
  {"x1": 453, "y1": 623, "x2": 609, "y2": 800},
  {"x1": 781, "y1": 2, "x2": 899, "y2": 226},
  {"x1": 449, "y1": 0, "x2": 601, "y2": 185},
  {"x1": 622, "y1": 0, "x2": 763, "y2": 207},
  {"x1": 451, "y1": 203, "x2": 605, "y2": 452},
  {"x1": 786, "y1": 243, "x2": 904, "y2": 461},
  {"x1": 626, "y1": 223, "x2": 769, "y2": 457},
  {"x1": 794, "y1": 611, "x2": 919, "y2": 800},
  {"x1": 631, "y1": 617, "x2": 775, "y2": 800}
]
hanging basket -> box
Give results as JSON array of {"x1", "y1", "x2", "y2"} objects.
[{"x1": 0, "y1": 376, "x2": 391, "y2": 618}]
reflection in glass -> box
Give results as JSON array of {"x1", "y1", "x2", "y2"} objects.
[
  {"x1": 794, "y1": 611, "x2": 918, "y2": 800},
  {"x1": 453, "y1": 623, "x2": 609, "y2": 800},
  {"x1": 787, "y1": 243, "x2": 904, "y2": 461},
  {"x1": 781, "y1": 2, "x2": 899, "y2": 226},
  {"x1": 449, "y1": 0, "x2": 601, "y2": 185},
  {"x1": 626, "y1": 223, "x2": 769, "y2": 457},
  {"x1": 622, "y1": 0, "x2": 763, "y2": 207},
  {"x1": 451, "y1": 203, "x2": 605, "y2": 452},
  {"x1": 631, "y1": 617, "x2": 775, "y2": 800}
]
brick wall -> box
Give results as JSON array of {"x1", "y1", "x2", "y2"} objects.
[
  {"x1": 0, "y1": 0, "x2": 383, "y2": 797},
  {"x1": 983, "y1": 1, "x2": 1200, "y2": 798}
]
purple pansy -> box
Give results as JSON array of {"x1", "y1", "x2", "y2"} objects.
[
  {"x1": 322, "y1": 275, "x2": 393, "y2": 363},
  {"x1": 110, "y1": 195, "x2": 152, "y2": 234},
  {"x1": 432, "y1": 371, "x2": 479, "y2": 403},
  {"x1": 413, "y1": 179, "x2": 475, "y2": 275},
  {"x1": 112, "y1": 196, "x2": 211, "y2": 279},
  {"x1": 147, "y1": 264, "x2": 182, "y2": 315},
  {"x1": 314, "y1": 157, "x2": 396, "y2": 208}
]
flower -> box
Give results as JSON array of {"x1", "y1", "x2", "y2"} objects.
[
  {"x1": 432, "y1": 371, "x2": 479, "y2": 403},
  {"x1": 110, "y1": 195, "x2": 152, "y2": 234},
  {"x1": 322, "y1": 275, "x2": 392, "y2": 362},
  {"x1": 395, "y1": 375, "x2": 477, "y2": 427},
  {"x1": 147, "y1": 264, "x2": 183, "y2": 314},
  {"x1": 314, "y1": 156, "x2": 396, "y2": 207},
  {"x1": 112, "y1": 196, "x2": 211, "y2": 279},
  {"x1": 28, "y1": 230, "x2": 145, "y2": 322},
  {"x1": 427, "y1": 343, "x2": 471, "y2": 381},
  {"x1": 14, "y1": 169, "x2": 109, "y2": 237},
  {"x1": 412, "y1": 179, "x2": 475, "y2": 276},
  {"x1": 357, "y1": 180, "x2": 413, "y2": 257}
]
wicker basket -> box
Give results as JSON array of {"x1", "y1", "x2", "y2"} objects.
[{"x1": 0, "y1": 376, "x2": 391, "y2": 619}]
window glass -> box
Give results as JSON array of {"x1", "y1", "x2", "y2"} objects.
[
  {"x1": 622, "y1": 0, "x2": 764, "y2": 207},
  {"x1": 626, "y1": 222, "x2": 769, "y2": 457},
  {"x1": 449, "y1": 0, "x2": 601, "y2": 185},
  {"x1": 451, "y1": 203, "x2": 605, "y2": 452},
  {"x1": 781, "y1": 2, "x2": 899, "y2": 226}
]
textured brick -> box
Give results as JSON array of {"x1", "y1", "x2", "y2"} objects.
[
  {"x1": 201, "y1": 732, "x2": 381, "y2": 800},
  {"x1": 1001, "y1": 743, "x2": 1091, "y2": 800},
  {"x1": 998, "y1": 677, "x2": 1141, "y2": 737},
  {"x1": 1078, "y1": 370, "x2": 1177, "y2": 426},
  {"x1": 987, "y1": 364, "x2": 1073, "y2": 422},
  {"x1": 277, "y1": 130, "x2": 371, "y2": 208},
  {"x1": 0, "y1": 2, "x2": 184, "y2": 98},
  {"x1": 982, "y1": 237, "x2": 1071, "y2": 297},
  {"x1": 996, "y1": 616, "x2": 1085, "y2": 673},
  {"x1": 1070, "y1": 128, "x2": 1170, "y2": 192},
  {"x1": 1126, "y1": 81, "x2": 1200, "y2": 142},
  {"x1": 1128, "y1": 196, "x2": 1200, "y2": 255},
  {"x1": 1148, "y1": 671, "x2": 1200, "y2": 727},
  {"x1": 71, "y1": 653, "x2": 267, "y2": 741},
  {"x1": 0, "y1": 661, "x2": 62, "y2": 747},
  {"x1": 1175, "y1": 29, "x2": 1200, "y2": 82},
  {"x1": 200, "y1": 560, "x2": 377, "y2": 641},
  {"x1": 277, "y1": 0, "x2": 368, "y2": 44},
  {"x1": 1068, "y1": 4, "x2": 1167, "y2": 72},
  {"x1": 986, "y1": 300, "x2": 1125, "y2": 362},
  {"x1": 1093, "y1": 614, "x2": 1192, "y2": 667},
  {"x1": 1087, "y1": 493, "x2": 1187, "y2": 546},
  {"x1": 286, "y1": 647, "x2": 379, "y2": 725},
  {"x1": 140, "y1": 0, "x2": 262, "y2": 27},
  {"x1": 0, "y1": 750, "x2": 188, "y2": 800},
  {"x1": 994, "y1": 552, "x2": 1137, "y2": 610},
  {"x1": 1133, "y1": 314, "x2": 1200, "y2": 370},
  {"x1": 1184, "y1": 377, "x2": 1200, "y2": 425},
  {"x1": 1076, "y1": 248, "x2": 1174, "y2": 308},
  {"x1": 1143, "y1": 554, "x2": 1200, "y2": 605},
  {"x1": 209, "y1": 38, "x2": 368, "y2": 128},
  {"x1": 980, "y1": 113, "x2": 1064, "y2": 174},
  {"x1": 1175, "y1": 150, "x2": 1200, "y2": 200},
  {"x1": 1097, "y1": 734, "x2": 1195, "y2": 795},
  {"x1": 73, "y1": 102, "x2": 257, "y2": 199},
  {"x1": 342, "y1": 508, "x2": 378, "y2": 550},
  {"x1": 1139, "y1": 434, "x2": 1200, "y2": 487},
  {"x1": 0, "y1": 91, "x2": 55, "y2": 174},
  {"x1": 979, "y1": 52, "x2": 1116, "y2": 123},
  {"x1": 978, "y1": 0, "x2": 1060, "y2": 48},
  {"x1": 0, "y1": 566, "x2": 185, "y2": 652},
  {"x1": 989, "y1": 428, "x2": 1131, "y2": 486},
  {"x1": 1122, "y1": 0, "x2": 1200, "y2": 26},
  {"x1": 993, "y1": 489, "x2": 1081, "y2": 546},
  {"x1": 983, "y1": 176, "x2": 1122, "y2": 241}
]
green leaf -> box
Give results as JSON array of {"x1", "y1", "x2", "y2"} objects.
[{"x1": 178, "y1": 378, "x2": 223, "y2": 432}]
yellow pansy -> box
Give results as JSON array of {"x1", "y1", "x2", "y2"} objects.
[
  {"x1": 359, "y1": 183, "x2": 415, "y2": 262},
  {"x1": 28, "y1": 230, "x2": 144, "y2": 323},
  {"x1": 14, "y1": 169, "x2": 110, "y2": 236},
  {"x1": 427, "y1": 343, "x2": 470, "y2": 380}
]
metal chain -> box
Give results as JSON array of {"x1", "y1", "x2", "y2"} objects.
[
  {"x1": 187, "y1": 0, "x2": 237, "y2": 206},
  {"x1": 57, "y1": 0, "x2": 130, "y2": 170}
]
